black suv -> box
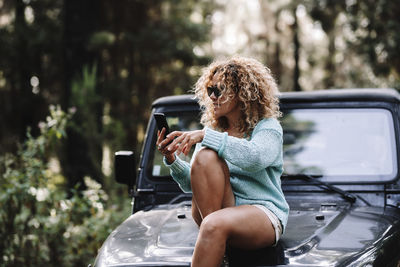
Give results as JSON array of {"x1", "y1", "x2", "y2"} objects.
[{"x1": 94, "y1": 89, "x2": 400, "y2": 267}]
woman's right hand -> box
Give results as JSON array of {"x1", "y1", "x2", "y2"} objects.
[{"x1": 156, "y1": 128, "x2": 177, "y2": 164}]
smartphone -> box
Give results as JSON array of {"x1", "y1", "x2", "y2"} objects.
[{"x1": 154, "y1": 113, "x2": 170, "y2": 135}]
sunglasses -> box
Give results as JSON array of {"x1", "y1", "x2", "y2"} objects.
[{"x1": 207, "y1": 85, "x2": 222, "y2": 98}]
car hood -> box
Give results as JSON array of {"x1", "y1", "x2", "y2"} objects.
[
  {"x1": 94, "y1": 201, "x2": 398, "y2": 267},
  {"x1": 94, "y1": 202, "x2": 197, "y2": 266}
]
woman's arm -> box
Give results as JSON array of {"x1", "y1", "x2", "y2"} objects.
[
  {"x1": 157, "y1": 128, "x2": 192, "y2": 192},
  {"x1": 201, "y1": 121, "x2": 282, "y2": 172},
  {"x1": 163, "y1": 156, "x2": 192, "y2": 193}
]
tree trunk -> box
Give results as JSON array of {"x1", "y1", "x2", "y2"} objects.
[
  {"x1": 324, "y1": 33, "x2": 336, "y2": 88},
  {"x1": 293, "y1": 7, "x2": 301, "y2": 92},
  {"x1": 62, "y1": 0, "x2": 103, "y2": 189}
]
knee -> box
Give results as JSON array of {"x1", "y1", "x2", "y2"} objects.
[
  {"x1": 192, "y1": 148, "x2": 219, "y2": 170},
  {"x1": 199, "y1": 213, "x2": 229, "y2": 241}
]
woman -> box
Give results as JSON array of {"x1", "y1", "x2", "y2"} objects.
[{"x1": 156, "y1": 56, "x2": 289, "y2": 267}]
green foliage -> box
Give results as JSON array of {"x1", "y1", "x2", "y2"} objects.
[
  {"x1": 69, "y1": 65, "x2": 101, "y2": 148},
  {"x1": 88, "y1": 31, "x2": 116, "y2": 50},
  {"x1": 347, "y1": 0, "x2": 400, "y2": 79},
  {"x1": 0, "y1": 0, "x2": 214, "y2": 186},
  {"x1": 71, "y1": 65, "x2": 98, "y2": 109},
  {"x1": 62, "y1": 64, "x2": 104, "y2": 187},
  {"x1": 305, "y1": 0, "x2": 400, "y2": 89},
  {"x1": 97, "y1": 0, "x2": 213, "y2": 157},
  {"x1": 0, "y1": 105, "x2": 129, "y2": 267}
]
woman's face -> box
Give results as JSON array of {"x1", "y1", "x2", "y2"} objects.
[{"x1": 208, "y1": 72, "x2": 240, "y2": 120}]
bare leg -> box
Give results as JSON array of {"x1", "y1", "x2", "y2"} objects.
[
  {"x1": 190, "y1": 148, "x2": 235, "y2": 222},
  {"x1": 191, "y1": 199, "x2": 202, "y2": 226},
  {"x1": 192, "y1": 205, "x2": 276, "y2": 267},
  {"x1": 190, "y1": 148, "x2": 276, "y2": 267},
  {"x1": 190, "y1": 148, "x2": 234, "y2": 267}
]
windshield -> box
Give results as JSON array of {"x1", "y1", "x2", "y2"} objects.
[
  {"x1": 282, "y1": 108, "x2": 397, "y2": 182},
  {"x1": 150, "y1": 108, "x2": 397, "y2": 183}
]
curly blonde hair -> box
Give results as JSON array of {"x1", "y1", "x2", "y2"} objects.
[{"x1": 193, "y1": 56, "x2": 281, "y2": 135}]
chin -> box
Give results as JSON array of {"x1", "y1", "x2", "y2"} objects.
[{"x1": 214, "y1": 112, "x2": 223, "y2": 119}]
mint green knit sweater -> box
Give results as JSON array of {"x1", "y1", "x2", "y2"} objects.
[{"x1": 164, "y1": 118, "x2": 289, "y2": 231}]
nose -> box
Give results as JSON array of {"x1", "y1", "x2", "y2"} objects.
[{"x1": 209, "y1": 92, "x2": 217, "y2": 100}]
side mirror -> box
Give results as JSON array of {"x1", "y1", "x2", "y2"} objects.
[{"x1": 115, "y1": 151, "x2": 136, "y2": 188}]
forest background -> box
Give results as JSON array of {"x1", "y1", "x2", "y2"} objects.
[{"x1": 0, "y1": 0, "x2": 399, "y2": 266}]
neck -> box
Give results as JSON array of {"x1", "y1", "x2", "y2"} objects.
[{"x1": 225, "y1": 111, "x2": 243, "y2": 135}]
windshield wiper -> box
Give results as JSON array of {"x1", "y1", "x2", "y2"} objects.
[{"x1": 282, "y1": 174, "x2": 357, "y2": 204}]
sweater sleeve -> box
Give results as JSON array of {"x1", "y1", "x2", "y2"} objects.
[
  {"x1": 201, "y1": 120, "x2": 282, "y2": 172},
  {"x1": 163, "y1": 155, "x2": 192, "y2": 193}
]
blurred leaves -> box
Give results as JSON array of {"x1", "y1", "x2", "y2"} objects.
[
  {"x1": 88, "y1": 31, "x2": 116, "y2": 50},
  {"x1": 0, "y1": 1, "x2": 212, "y2": 264},
  {"x1": 0, "y1": 0, "x2": 214, "y2": 182},
  {"x1": 61, "y1": 64, "x2": 104, "y2": 188},
  {"x1": 347, "y1": 0, "x2": 400, "y2": 78},
  {"x1": 0, "y1": 106, "x2": 128, "y2": 267}
]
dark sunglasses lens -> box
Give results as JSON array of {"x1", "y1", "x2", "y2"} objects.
[
  {"x1": 214, "y1": 88, "x2": 221, "y2": 97},
  {"x1": 207, "y1": 86, "x2": 221, "y2": 97},
  {"x1": 207, "y1": 87, "x2": 212, "y2": 96}
]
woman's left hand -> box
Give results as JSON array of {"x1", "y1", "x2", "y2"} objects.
[{"x1": 166, "y1": 129, "x2": 205, "y2": 156}]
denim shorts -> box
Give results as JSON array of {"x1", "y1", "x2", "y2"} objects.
[{"x1": 253, "y1": 204, "x2": 283, "y2": 246}]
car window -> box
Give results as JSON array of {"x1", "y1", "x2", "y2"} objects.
[
  {"x1": 281, "y1": 108, "x2": 397, "y2": 182},
  {"x1": 151, "y1": 112, "x2": 202, "y2": 177},
  {"x1": 150, "y1": 108, "x2": 397, "y2": 183}
]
